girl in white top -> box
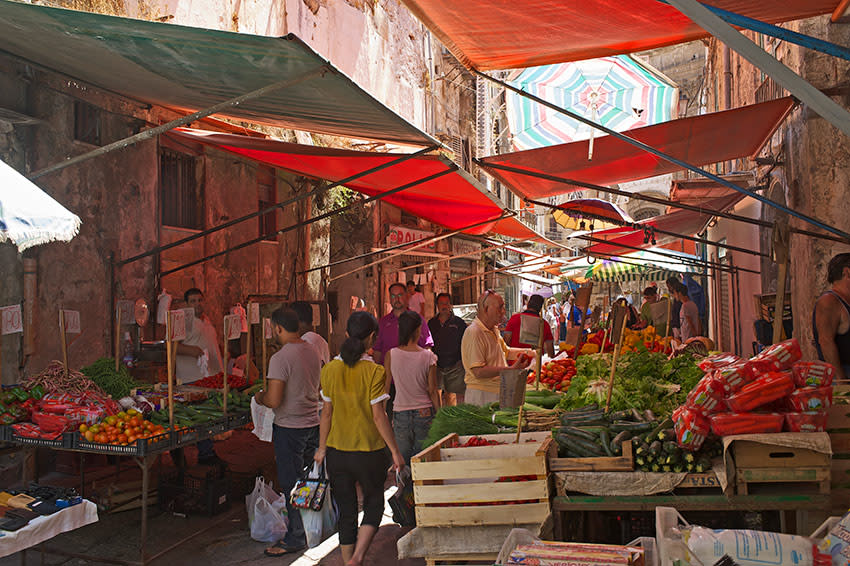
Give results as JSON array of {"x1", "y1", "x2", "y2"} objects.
[{"x1": 384, "y1": 311, "x2": 440, "y2": 464}]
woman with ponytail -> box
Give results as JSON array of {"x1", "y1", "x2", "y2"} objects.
[{"x1": 314, "y1": 311, "x2": 404, "y2": 566}]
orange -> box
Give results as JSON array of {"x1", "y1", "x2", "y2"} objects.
[
  {"x1": 84, "y1": 431, "x2": 94, "y2": 442},
  {"x1": 79, "y1": 424, "x2": 88, "y2": 433},
  {"x1": 117, "y1": 434, "x2": 128, "y2": 444}
]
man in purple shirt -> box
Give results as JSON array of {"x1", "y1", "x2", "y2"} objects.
[{"x1": 373, "y1": 282, "x2": 434, "y2": 364}]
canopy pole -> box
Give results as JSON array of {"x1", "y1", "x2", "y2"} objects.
[
  {"x1": 474, "y1": 71, "x2": 850, "y2": 241},
  {"x1": 159, "y1": 165, "x2": 458, "y2": 278},
  {"x1": 327, "y1": 212, "x2": 516, "y2": 283},
  {"x1": 477, "y1": 160, "x2": 848, "y2": 245},
  {"x1": 665, "y1": 0, "x2": 850, "y2": 141},
  {"x1": 119, "y1": 144, "x2": 438, "y2": 266},
  {"x1": 451, "y1": 257, "x2": 553, "y2": 285},
  {"x1": 656, "y1": 0, "x2": 850, "y2": 62},
  {"x1": 529, "y1": 197, "x2": 767, "y2": 258},
  {"x1": 29, "y1": 66, "x2": 330, "y2": 180}
]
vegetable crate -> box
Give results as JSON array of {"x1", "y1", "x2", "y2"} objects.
[
  {"x1": 826, "y1": 397, "x2": 850, "y2": 511},
  {"x1": 226, "y1": 411, "x2": 250, "y2": 429},
  {"x1": 411, "y1": 432, "x2": 553, "y2": 528},
  {"x1": 423, "y1": 552, "x2": 498, "y2": 565},
  {"x1": 732, "y1": 438, "x2": 830, "y2": 495},
  {"x1": 74, "y1": 430, "x2": 173, "y2": 456},
  {"x1": 158, "y1": 464, "x2": 230, "y2": 516},
  {"x1": 171, "y1": 426, "x2": 200, "y2": 448},
  {"x1": 550, "y1": 439, "x2": 634, "y2": 472},
  {"x1": 9, "y1": 432, "x2": 74, "y2": 449}
]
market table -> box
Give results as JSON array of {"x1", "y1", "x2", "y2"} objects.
[
  {"x1": 552, "y1": 493, "x2": 830, "y2": 511},
  {"x1": 0, "y1": 500, "x2": 98, "y2": 560}
]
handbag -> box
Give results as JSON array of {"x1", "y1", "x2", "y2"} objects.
[
  {"x1": 388, "y1": 469, "x2": 416, "y2": 527},
  {"x1": 289, "y1": 462, "x2": 329, "y2": 511}
]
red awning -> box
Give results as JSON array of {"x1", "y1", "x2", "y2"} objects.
[
  {"x1": 479, "y1": 98, "x2": 794, "y2": 200},
  {"x1": 168, "y1": 129, "x2": 540, "y2": 240},
  {"x1": 400, "y1": 0, "x2": 837, "y2": 70},
  {"x1": 582, "y1": 194, "x2": 745, "y2": 257}
]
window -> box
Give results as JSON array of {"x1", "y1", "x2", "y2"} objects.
[
  {"x1": 160, "y1": 148, "x2": 203, "y2": 229},
  {"x1": 73, "y1": 101, "x2": 101, "y2": 146},
  {"x1": 258, "y1": 166, "x2": 277, "y2": 240}
]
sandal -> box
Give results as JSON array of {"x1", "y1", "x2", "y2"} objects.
[{"x1": 264, "y1": 541, "x2": 306, "y2": 557}]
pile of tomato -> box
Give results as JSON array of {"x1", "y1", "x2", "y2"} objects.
[
  {"x1": 79, "y1": 408, "x2": 167, "y2": 445},
  {"x1": 194, "y1": 373, "x2": 248, "y2": 389},
  {"x1": 526, "y1": 357, "x2": 576, "y2": 391},
  {"x1": 459, "y1": 436, "x2": 504, "y2": 448}
]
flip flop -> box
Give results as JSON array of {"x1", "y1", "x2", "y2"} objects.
[{"x1": 264, "y1": 541, "x2": 306, "y2": 557}]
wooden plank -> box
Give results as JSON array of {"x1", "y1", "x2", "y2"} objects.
[
  {"x1": 459, "y1": 432, "x2": 551, "y2": 444},
  {"x1": 677, "y1": 473, "x2": 723, "y2": 490},
  {"x1": 738, "y1": 467, "x2": 830, "y2": 483},
  {"x1": 551, "y1": 494, "x2": 831, "y2": 512},
  {"x1": 830, "y1": 432, "x2": 850, "y2": 453},
  {"x1": 413, "y1": 433, "x2": 457, "y2": 464},
  {"x1": 412, "y1": 455, "x2": 546, "y2": 481},
  {"x1": 415, "y1": 501, "x2": 550, "y2": 527},
  {"x1": 549, "y1": 438, "x2": 633, "y2": 472},
  {"x1": 414, "y1": 479, "x2": 549, "y2": 504},
  {"x1": 441, "y1": 443, "x2": 543, "y2": 462},
  {"x1": 425, "y1": 553, "x2": 498, "y2": 566},
  {"x1": 827, "y1": 404, "x2": 850, "y2": 430},
  {"x1": 733, "y1": 440, "x2": 830, "y2": 469}
]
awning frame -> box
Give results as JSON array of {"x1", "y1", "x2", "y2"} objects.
[{"x1": 474, "y1": 70, "x2": 850, "y2": 241}]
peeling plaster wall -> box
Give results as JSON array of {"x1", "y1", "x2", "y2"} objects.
[{"x1": 703, "y1": 16, "x2": 850, "y2": 359}]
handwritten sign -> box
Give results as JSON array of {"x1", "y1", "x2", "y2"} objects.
[
  {"x1": 1, "y1": 305, "x2": 23, "y2": 335},
  {"x1": 62, "y1": 310, "x2": 81, "y2": 334},
  {"x1": 180, "y1": 308, "x2": 195, "y2": 334},
  {"x1": 168, "y1": 310, "x2": 187, "y2": 341},
  {"x1": 248, "y1": 302, "x2": 260, "y2": 325},
  {"x1": 224, "y1": 314, "x2": 241, "y2": 340},
  {"x1": 263, "y1": 318, "x2": 273, "y2": 339},
  {"x1": 116, "y1": 300, "x2": 135, "y2": 324}
]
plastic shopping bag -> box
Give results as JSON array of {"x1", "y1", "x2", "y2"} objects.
[
  {"x1": 388, "y1": 469, "x2": 416, "y2": 527},
  {"x1": 245, "y1": 477, "x2": 288, "y2": 543},
  {"x1": 251, "y1": 397, "x2": 274, "y2": 443},
  {"x1": 290, "y1": 462, "x2": 329, "y2": 510},
  {"x1": 302, "y1": 486, "x2": 338, "y2": 548}
]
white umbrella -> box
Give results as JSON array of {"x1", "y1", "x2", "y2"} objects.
[{"x1": 0, "y1": 159, "x2": 81, "y2": 251}]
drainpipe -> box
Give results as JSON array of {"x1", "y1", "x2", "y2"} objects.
[{"x1": 723, "y1": 45, "x2": 733, "y2": 172}]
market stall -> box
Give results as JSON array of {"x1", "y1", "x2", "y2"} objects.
[{"x1": 402, "y1": 335, "x2": 841, "y2": 563}]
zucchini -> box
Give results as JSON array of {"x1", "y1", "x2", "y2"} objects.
[
  {"x1": 556, "y1": 434, "x2": 604, "y2": 458},
  {"x1": 662, "y1": 464, "x2": 672, "y2": 473},
  {"x1": 631, "y1": 408, "x2": 644, "y2": 422},
  {"x1": 649, "y1": 441, "x2": 662, "y2": 457},
  {"x1": 648, "y1": 418, "x2": 674, "y2": 441},
  {"x1": 684, "y1": 452, "x2": 696, "y2": 464},
  {"x1": 662, "y1": 441, "x2": 679, "y2": 455},
  {"x1": 599, "y1": 429, "x2": 614, "y2": 457},
  {"x1": 610, "y1": 430, "x2": 632, "y2": 448},
  {"x1": 610, "y1": 421, "x2": 655, "y2": 433},
  {"x1": 608, "y1": 410, "x2": 632, "y2": 421},
  {"x1": 644, "y1": 409, "x2": 657, "y2": 422},
  {"x1": 560, "y1": 426, "x2": 599, "y2": 442}
]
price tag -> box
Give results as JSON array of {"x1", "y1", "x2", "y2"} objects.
[
  {"x1": 116, "y1": 300, "x2": 135, "y2": 324},
  {"x1": 62, "y1": 310, "x2": 81, "y2": 334},
  {"x1": 263, "y1": 318, "x2": 273, "y2": 339},
  {"x1": 181, "y1": 308, "x2": 195, "y2": 334},
  {"x1": 248, "y1": 302, "x2": 260, "y2": 325},
  {"x1": 1, "y1": 305, "x2": 23, "y2": 335},
  {"x1": 169, "y1": 310, "x2": 187, "y2": 341},
  {"x1": 224, "y1": 314, "x2": 241, "y2": 340}
]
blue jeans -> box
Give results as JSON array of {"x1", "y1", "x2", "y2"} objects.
[
  {"x1": 272, "y1": 424, "x2": 319, "y2": 548},
  {"x1": 393, "y1": 408, "x2": 434, "y2": 465},
  {"x1": 559, "y1": 322, "x2": 567, "y2": 342}
]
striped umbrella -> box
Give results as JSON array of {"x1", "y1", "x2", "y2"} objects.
[
  {"x1": 587, "y1": 258, "x2": 682, "y2": 282},
  {"x1": 552, "y1": 198, "x2": 632, "y2": 232},
  {"x1": 506, "y1": 55, "x2": 679, "y2": 152}
]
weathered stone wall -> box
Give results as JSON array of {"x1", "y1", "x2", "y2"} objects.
[{"x1": 703, "y1": 17, "x2": 850, "y2": 358}]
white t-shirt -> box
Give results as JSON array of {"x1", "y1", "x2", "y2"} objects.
[
  {"x1": 302, "y1": 331, "x2": 330, "y2": 366},
  {"x1": 175, "y1": 316, "x2": 223, "y2": 383},
  {"x1": 409, "y1": 292, "x2": 426, "y2": 316}
]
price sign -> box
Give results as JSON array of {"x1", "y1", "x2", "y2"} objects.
[
  {"x1": 1, "y1": 305, "x2": 23, "y2": 335},
  {"x1": 62, "y1": 310, "x2": 81, "y2": 334},
  {"x1": 116, "y1": 300, "x2": 135, "y2": 324},
  {"x1": 169, "y1": 309, "x2": 187, "y2": 341},
  {"x1": 224, "y1": 314, "x2": 241, "y2": 340},
  {"x1": 263, "y1": 318, "x2": 273, "y2": 339},
  {"x1": 248, "y1": 302, "x2": 260, "y2": 325}
]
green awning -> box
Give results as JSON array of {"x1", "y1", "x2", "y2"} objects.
[{"x1": 0, "y1": 0, "x2": 436, "y2": 147}]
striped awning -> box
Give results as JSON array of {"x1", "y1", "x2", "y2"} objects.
[{"x1": 589, "y1": 259, "x2": 684, "y2": 282}]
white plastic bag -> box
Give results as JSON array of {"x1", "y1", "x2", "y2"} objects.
[
  {"x1": 302, "y1": 486, "x2": 338, "y2": 548},
  {"x1": 245, "y1": 477, "x2": 288, "y2": 543},
  {"x1": 251, "y1": 397, "x2": 274, "y2": 443}
]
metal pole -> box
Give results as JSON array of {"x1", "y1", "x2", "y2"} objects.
[
  {"x1": 474, "y1": 71, "x2": 850, "y2": 240},
  {"x1": 29, "y1": 66, "x2": 329, "y2": 180},
  {"x1": 479, "y1": 160, "x2": 849, "y2": 245},
  {"x1": 452, "y1": 257, "x2": 553, "y2": 284},
  {"x1": 328, "y1": 212, "x2": 517, "y2": 283},
  {"x1": 665, "y1": 0, "x2": 850, "y2": 140},
  {"x1": 159, "y1": 166, "x2": 458, "y2": 278},
  {"x1": 119, "y1": 144, "x2": 438, "y2": 266}
]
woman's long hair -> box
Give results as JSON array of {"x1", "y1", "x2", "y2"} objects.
[
  {"x1": 340, "y1": 311, "x2": 379, "y2": 367},
  {"x1": 397, "y1": 311, "x2": 422, "y2": 347}
]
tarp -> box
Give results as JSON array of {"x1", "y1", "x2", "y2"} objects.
[
  {"x1": 399, "y1": 0, "x2": 838, "y2": 70},
  {"x1": 0, "y1": 0, "x2": 436, "y2": 147},
  {"x1": 168, "y1": 129, "x2": 540, "y2": 239},
  {"x1": 480, "y1": 98, "x2": 795, "y2": 200}
]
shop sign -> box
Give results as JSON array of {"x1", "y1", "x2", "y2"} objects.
[
  {"x1": 386, "y1": 225, "x2": 435, "y2": 251},
  {"x1": 1, "y1": 305, "x2": 22, "y2": 335},
  {"x1": 62, "y1": 310, "x2": 81, "y2": 334},
  {"x1": 224, "y1": 314, "x2": 242, "y2": 339},
  {"x1": 452, "y1": 238, "x2": 481, "y2": 256},
  {"x1": 168, "y1": 310, "x2": 187, "y2": 341}
]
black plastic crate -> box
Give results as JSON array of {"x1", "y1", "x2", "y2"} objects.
[
  {"x1": 73, "y1": 430, "x2": 173, "y2": 456},
  {"x1": 171, "y1": 426, "x2": 199, "y2": 448},
  {"x1": 10, "y1": 431, "x2": 74, "y2": 449},
  {"x1": 159, "y1": 464, "x2": 230, "y2": 516},
  {"x1": 226, "y1": 411, "x2": 250, "y2": 429}
]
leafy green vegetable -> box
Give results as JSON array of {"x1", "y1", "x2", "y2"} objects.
[
  {"x1": 80, "y1": 357, "x2": 141, "y2": 400},
  {"x1": 423, "y1": 404, "x2": 499, "y2": 447}
]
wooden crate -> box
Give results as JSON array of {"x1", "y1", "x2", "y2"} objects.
[
  {"x1": 733, "y1": 439, "x2": 830, "y2": 495},
  {"x1": 424, "y1": 552, "x2": 497, "y2": 565},
  {"x1": 827, "y1": 397, "x2": 850, "y2": 511},
  {"x1": 549, "y1": 440, "x2": 634, "y2": 472},
  {"x1": 411, "y1": 432, "x2": 553, "y2": 528}
]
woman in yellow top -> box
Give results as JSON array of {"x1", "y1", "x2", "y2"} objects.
[{"x1": 314, "y1": 311, "x2": 404, "y2": 566}]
